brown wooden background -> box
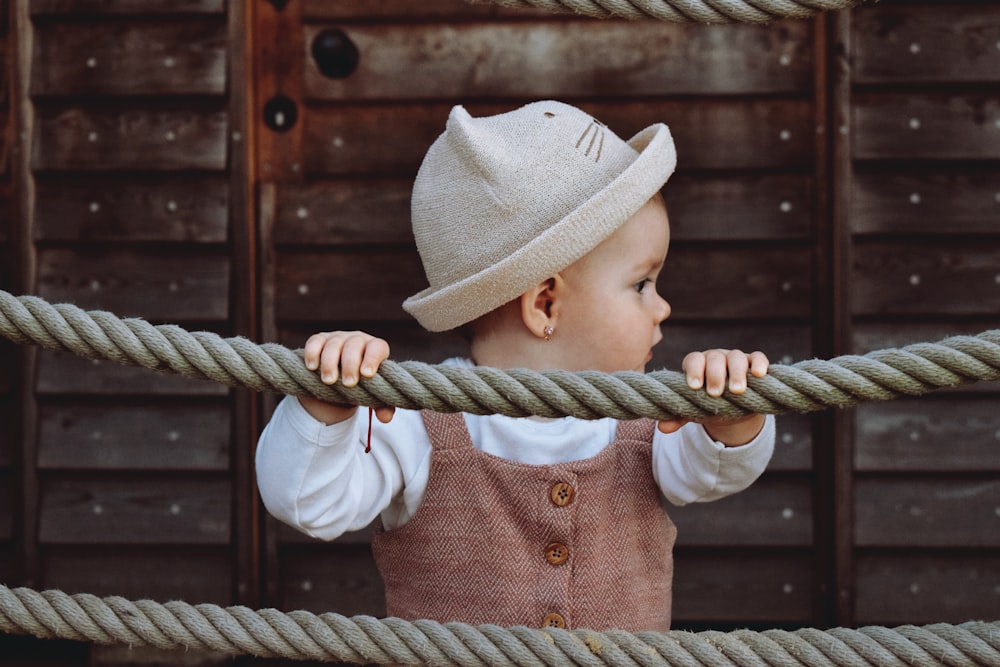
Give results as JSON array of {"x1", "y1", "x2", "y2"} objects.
[{"x1": 1, "y1": 0, "x2": 999, "y2": 664}]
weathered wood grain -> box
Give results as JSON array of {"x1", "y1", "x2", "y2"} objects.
[
  {"x1": 34, "y1": 175, "x2": 229, "y2": 242},
  {"x1": 39, "y1": 478, "x2": 231, "y2": 544},
  {"x1": 854, "y1": 477, "x2": 1000, "y2": 547},
  {"x1": 670, "y1": 475, "x2": 814, "y2": 547},
  {"x1": 32, "y1": 19, "x2": 227, "y2": 96},
  {"x1": 42, "y1": 546, "x2": 231, "y2": 603},
  {"x1": 854, "y1": 4, "x2": 1000, "y2": 84},
  {"x1": 673, "y1": 550, "x2": 813, "y2": 623},
  {"x1": 36, "y1": 247, "x2": 230, "y2": 320},
  {"x1": 850, "y1": 171, "x2": 1000, "y2": 235},
  {"x1": 302, "y1": 100, "x2": 814, "y2": 176},
  {"x1": 303, "y1": 21, "x2": 811, "y2": 99},
  {"x1": 279, "y1": 544, "x2": 387, "y2": 617},
  {"x1": 851, "y1": 241, "x2": 1000, "y2": 316},
  {"x1": 855, "y1": 398, "x2": 1000, "y2": 472},
  {"x1": 855, "y1": 553, "x2": 1000, "y2": 624},
  {"x1": 30, "y1": 0, "x2": 224, "y2": 15},
  {"x1": 33, "y1": 106, "x2": 228, "y2": 171},
  {"x1": 37, "y1": 401, "x2": 230, "y2": 470},
  {"x1": 302, "y1": 0, "x2": 541, "y2": 20},
  {"x1": 853, "y1": 94, "x2": 1000, "y2": 160}
]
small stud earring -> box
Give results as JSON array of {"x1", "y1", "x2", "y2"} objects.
[{"x1": 543, "y1": 326, "x2": 554, "y2": 341}]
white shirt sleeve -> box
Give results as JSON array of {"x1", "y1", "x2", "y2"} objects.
[
  {"x1": 254, "y1": 396, "x2": 432, "y2": 540},
  {"x1": 652, "y1": 414, "x2": 776, "y2": 506}
]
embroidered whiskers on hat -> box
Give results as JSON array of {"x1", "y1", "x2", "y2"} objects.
[{"x1": 403, "y1": 100, "x2": 677, "y2": 332}]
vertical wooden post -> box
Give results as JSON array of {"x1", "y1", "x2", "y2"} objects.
[
  {"x1": 229, "y1": 0, "x2": 260, "y2": 610},
  {"x1": 254, "y1": 0, "x2": 304, "y2": 183},
  {"x1": 9, "y1": 0, "x2": 38, "y2": 590},
  {"x1": 810, "y1": 11, "x2": 838, "y2": 629},
  {"x1": 830, "y1": 7, "x2": 856, "y2": 627}
]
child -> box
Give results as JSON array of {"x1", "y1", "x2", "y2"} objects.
[{"x1": 256, "y1": 101, "x2": 775, "y2": 633}]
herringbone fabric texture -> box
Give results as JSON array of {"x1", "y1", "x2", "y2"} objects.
[{"x1": 373, "y1": 413, "x2": 676, "y2": 631}]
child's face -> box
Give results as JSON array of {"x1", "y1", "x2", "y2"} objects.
[{"x1": 555, "y1": 196, "x2": 672, "y2": 373}]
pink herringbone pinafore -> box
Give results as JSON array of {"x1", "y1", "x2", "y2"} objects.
[{"x1": 371, "y1": 411, "x2": 677, "y2": 631}]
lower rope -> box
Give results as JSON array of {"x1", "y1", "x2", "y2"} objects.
[
  {"x1": 2, "y1": 289, "x2": 1000, "y2": 422},
  {"x1": 465, "y1": 0, "x2": 865, "y2": 23},
  {"x1": 1, "y1": 585, "x2": 998, "y2": 665}
]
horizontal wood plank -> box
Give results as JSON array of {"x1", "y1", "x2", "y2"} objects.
[
  {"x1": 37, "y1": 401, "x2": 230, "y2": 470},
  {"x1": 673, "y1": 550, "x2": 814, "y2": 623},
  {"x1": 35, "y1": 175, "x2": 229, "y2": 242},
  {"x1": 278, "y1": 544, "x2": 386, "y2": 616},
  {"x1": 850, "y1": 171, "x2": 1000, "y2": 235},
  {"x1": 855, "y1": 397, "x2": 1000, "y2": 472},
  {"x1": 302, "y1": 0, "x2": 543, "y2": 20},
  {"x1": 303, "y1": 21, "x2": 811, "y2": 100},
  {"x1": 670, "y1": 475, "x2": 814, "y2": 547},
  {"x1": 853, "y1": 94, "x2": 1000, "y2": 161},
  {"x1": 42, "y1": 546, "x2": 231, "y2": 603},
  {"x1": 39, "y1": 478, "x2": 231, "y2": 544},
  {"x1": 37, "y1": 247, "x2": 230, "y2": 320},
  {"x1": 854, "y1": 477, "x2": 1000, "y2": 547},
  {"x1": 271, "y1": 172, "x2": 814, "y2": 247},
  {"x1": 32, "y1": 19, "x2": 227, "y2": 96},
  {"x1": 33, "y1": 106, "x2": 228, "y2": 171},
  {"x1": 851, "y1": 241, "x2": 1000, "y2": 316},
  {"x1": 663, "y1": 245, "x2": 812, "y2": 320},
  {"x1": 303, "y1": 100, "x2": 814, "y2": 176},
  {"x1": 854, "y1": 553, "x2": 1000, "y2": 625},
  {"x1": 37, "y1": 350, "x2": 230, "y2": 396},
  {"x1": 31, "y1": 0, "x2": 224, "y2": 15},
  {"x1": 853, "y1": 4, "x2": 1000, "y2": 84},
  {"x1": 275, "y1": 249, "x2": 425, "y2": 322}
]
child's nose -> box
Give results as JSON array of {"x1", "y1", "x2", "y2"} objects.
[{"x1": 655, "y1": 294, "x2": 671, "y2": 322}]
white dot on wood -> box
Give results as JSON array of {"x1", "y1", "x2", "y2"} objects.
[
  {"x1": 93, "y1": 504, "x2": 103, "y2": 515},
  {"x1": 166, "y1": 200, "x2": 178, "y2": 212},
  {"x1": 781, "y1": 508, "x2": 794, "y2": 520},
  {"x1": 781, "y1": 355, "x2": 793, "y2": 365},
  {"x1": 779, "y1": 129, "x2": 791, "y2": 141},
  {"x1": 168, "y1": 431, "x2": 180, "y2": 442},
  {"x1": 165, "y1": 131, "x2": 176, "y2": 142},
  {"x1": 90, "y1": 280, "x2": 101, "y2": 291},
  {"x1": 86, "y1": 57, "x2": 97, "y2": 68},
  {"x1": 909, "y1": 43, "x2": 920, "y2": 54},
  {"x1": 332, "y1": 136, "x2": 345, "y2": 148},
  {"x1": 781, "y1": 433, "x2": 794, "y2": 445},
  {"x1": 296, "y1": 207, "x2": 309, "y2": 219},
  {"x1": 909, "y1": 583, "x2": 920, "y2": 594},
  {"x1": 163, "y1": 56, "x2": 175, "y2": 68},
  {"x1": 779, "y1": 54, "x2": 791, "y2": 66},
  {"x1": 169, "y1": 503, "x2": 182, "y2": 515},
  {"x1": 909, "y1": 192, "x2": 921, "y2": 204},
  {"x1": 909, "y1": 274, "x2": 921, "y2": 286},
  {"x1": 89, "y1": 201, "x2": 100, "y2": 213},
  {"x1": 909, "y1": 430, "x2": 920, "y2": 441},
  {"x1": 301, "y1": 580, "x2": 313, "y2": 592},
  {"x1": 88, "y1": 131, "x2": 99, "y2": 142},
  {"x1": 909, "y1": 118, "x2": 921, "y2": 130},
  {"x1": 298, "y1": 283, "x2": 310, "y2": 295},
  {"x1": 782, "y1": 583, "x2": 794, "y2": 594},
  {"x1": 780, "y1": 201, "x2": 792, "y2": 213},
  {"x1": 781, "y1": 281, "x2": 792, "y2": 292}
]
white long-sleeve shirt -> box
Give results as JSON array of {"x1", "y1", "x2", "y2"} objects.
[{"x1": 256, "y1": 361, "x2": 776, "y2": 541}]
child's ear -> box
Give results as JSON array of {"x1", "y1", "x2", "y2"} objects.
[{"x1": 519, "y1": 274, "x2": 563, "y2": 339}]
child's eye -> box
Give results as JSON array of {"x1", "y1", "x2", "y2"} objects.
[{"x1": 634, "y1": 279, "x2": 650, "y2": 293}]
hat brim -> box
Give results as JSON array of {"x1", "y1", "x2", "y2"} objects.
[{"x1": 403, "y1": 122, "x2": 677, "y2": 332}]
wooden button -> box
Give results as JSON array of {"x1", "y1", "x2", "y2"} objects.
[
  {"x1": 545, "y1": 542, "x2": 569, "y2": 566},
  {"x1": 542, "y1": 612, "x2": 566, "y2": 629},
  {"x1": 550, "y1": 482, "x2": 574, "y2": 507}
]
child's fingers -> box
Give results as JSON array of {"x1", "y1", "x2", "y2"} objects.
[
  {"x1": 657, "y1": 418, "x2": 688, "y2": 434},
  {"x1": 681, "y1": 351, "x2": 706, "y2": 390},
  {"x1": 375, "y1": 406, "x2": 396, "y2": 424},
  {"x1": 336, "y1": 334, "x2": 371, "y2": 387},
  {"x1": 303, "y1": 332, "x2": 336, "y2": 372},
  {"x1": 725, "y1": 349, "x2": 750, "y2": 394},
  {"x1": 360, "y1": 338, "x2": 391, "y2": 379},
  {"x1": 703, "y1": 349, "x2": 731, "y2": 397},
  {"x1": 749, "y1": 350, "x2": 770, "y2": 377}
]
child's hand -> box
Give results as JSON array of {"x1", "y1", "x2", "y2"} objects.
[
  {"x1": 657, "y1": 349, "x2": 769, "y2": 446},
  {"x1": 299, "y1": 331, "x2": 395, "y2": 426}
]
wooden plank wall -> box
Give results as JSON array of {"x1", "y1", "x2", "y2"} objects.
[
  {"x1": 840, "y1": 0, "x2": 1000, "y2": 625},
  {"x1": 259, "y1": 0, "x2": 827, "y2": 632},
  {"x1": 1, "y1": 0, "x2": 255, "y2": 664},
  {"x1": 0, "y1": 0, "x2": 997, "y2": 665}
]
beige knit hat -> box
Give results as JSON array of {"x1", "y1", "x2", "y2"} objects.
[{"x1": 403, "y1": 100, "x2": 677, "y2": 332}]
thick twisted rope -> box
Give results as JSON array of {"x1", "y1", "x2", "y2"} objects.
[
  {"x1": 465, "y1": 0, "x2": 864, "y2": 23},
  {"x1": 2, "y1": 584, "x2": 998, "y2": 666},
  {"x1": 1, "y1": 289, "x2": 999, "y2": 421}
]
